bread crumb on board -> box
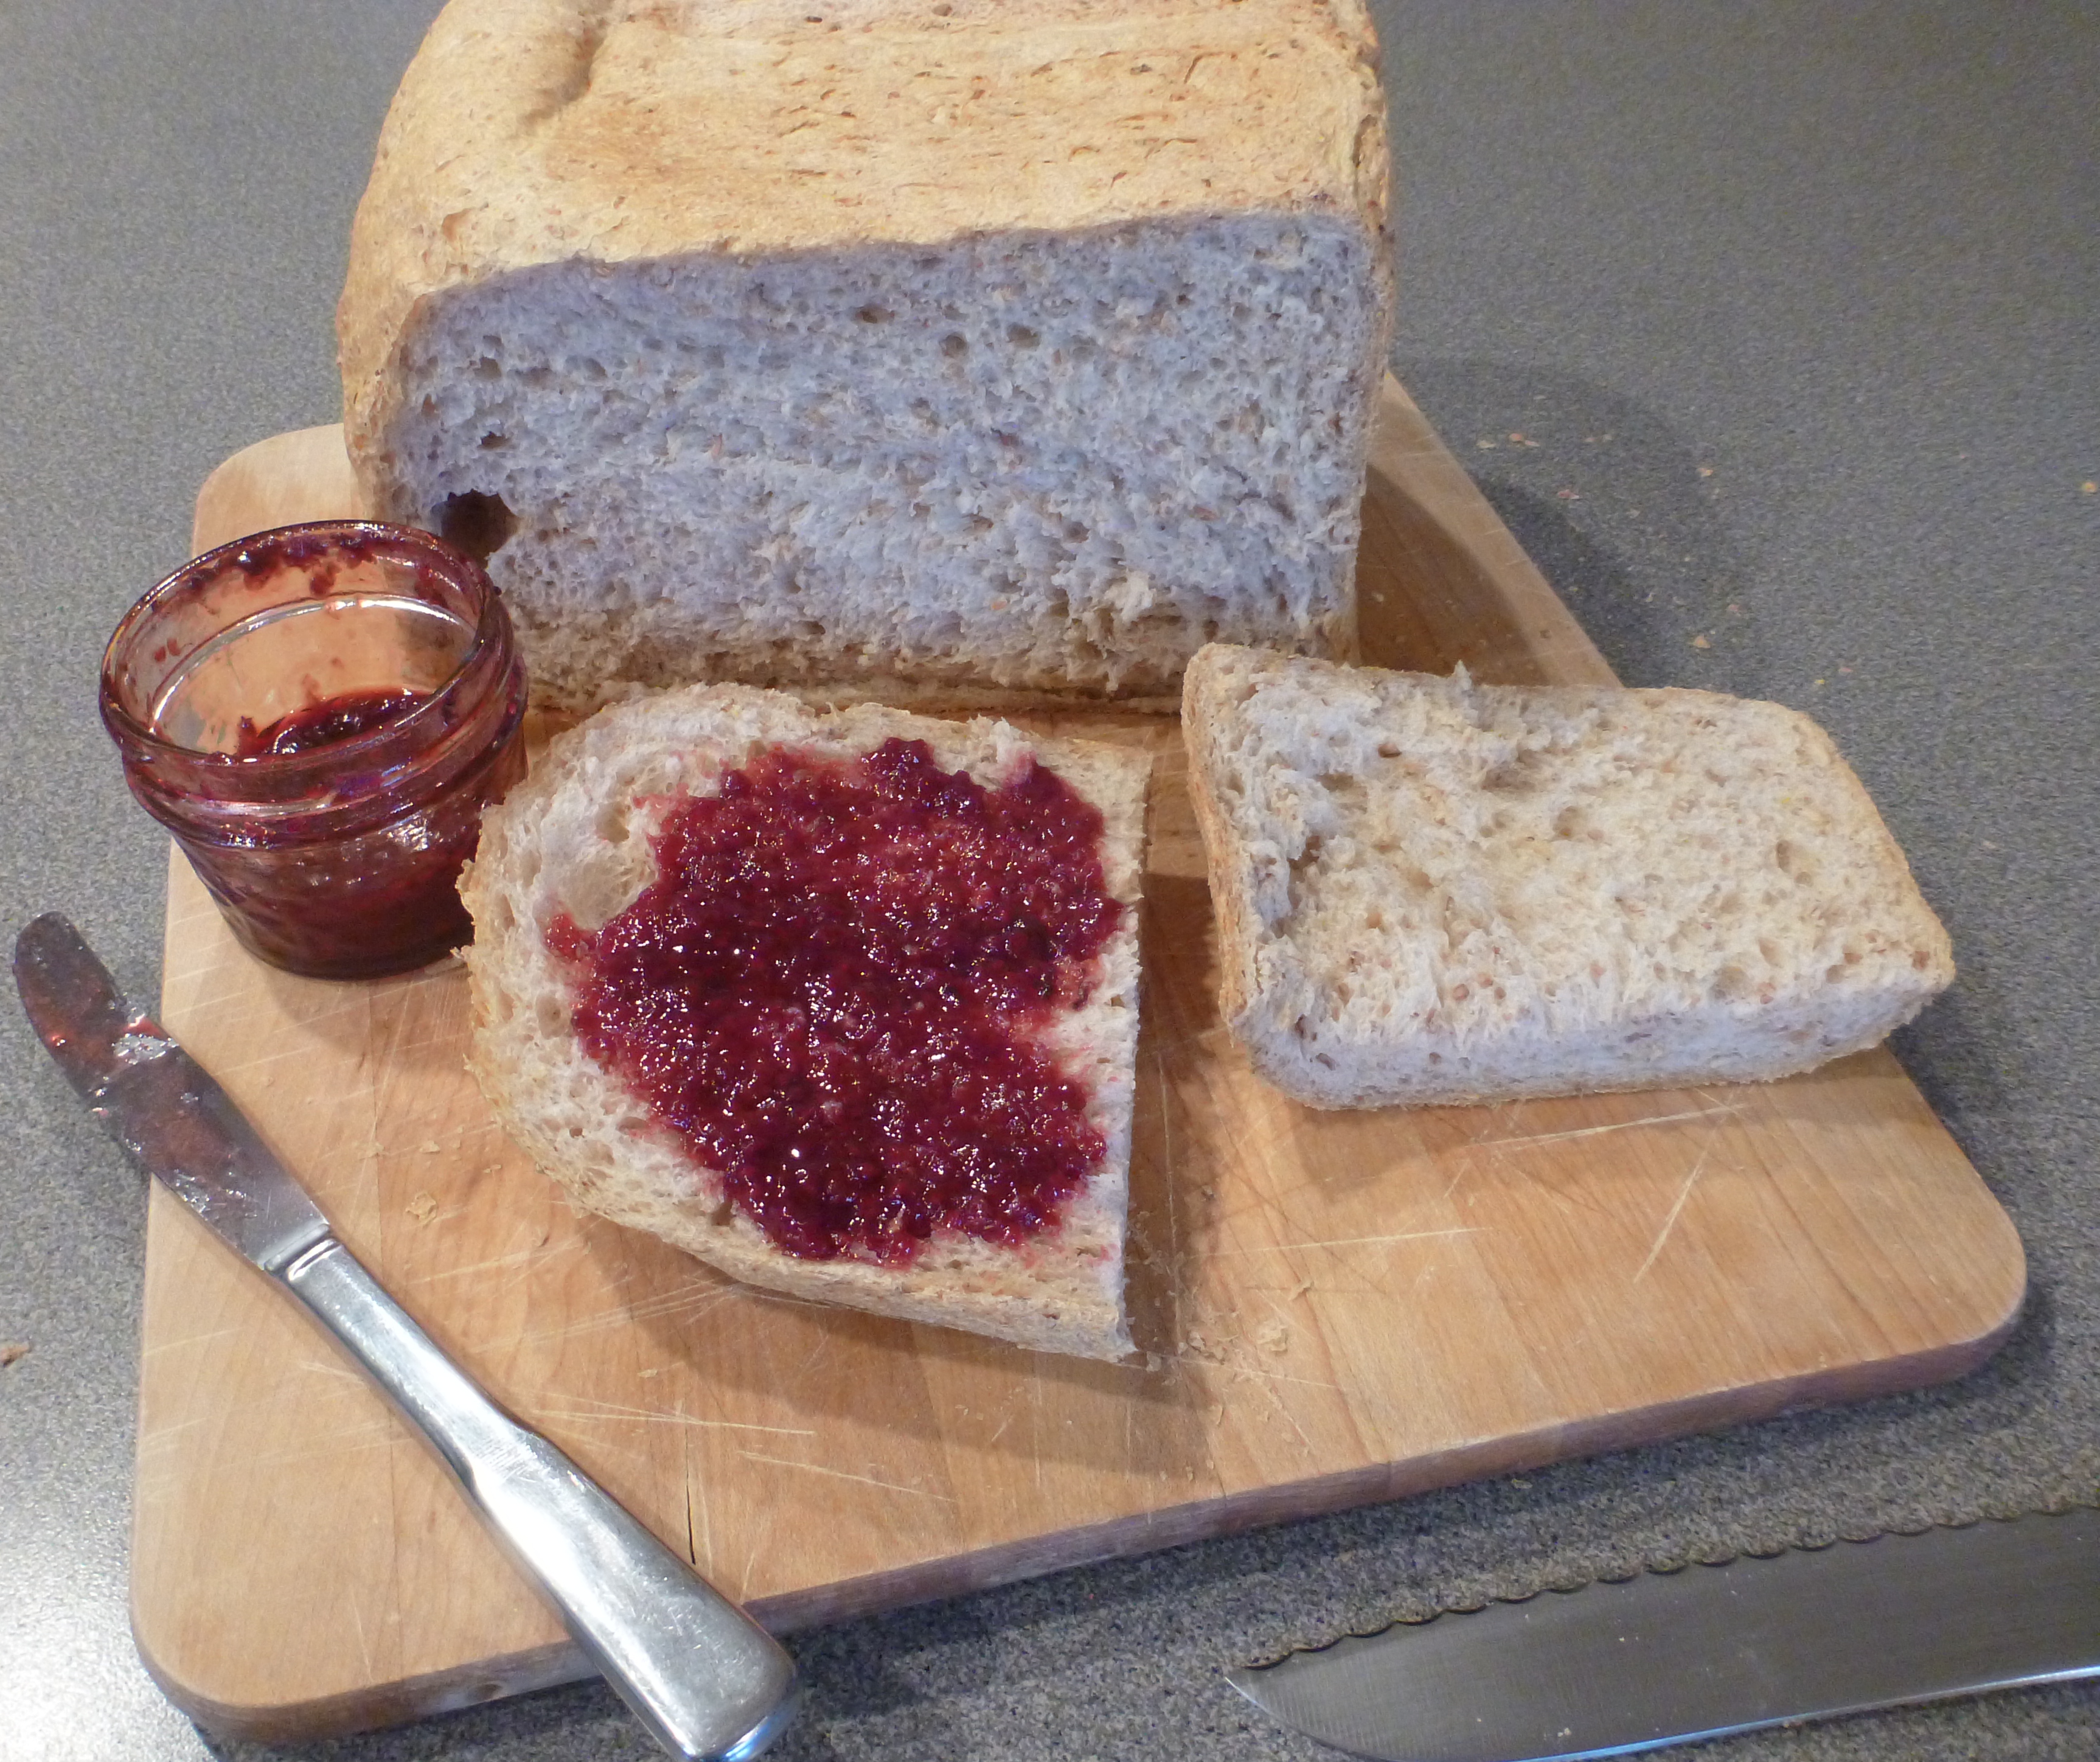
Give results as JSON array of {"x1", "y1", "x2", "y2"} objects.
[
  {"x1": 406, "y1": 1192, "x2": 440, "y2": 1226},
  {"x1": 0, "y1": 1342, "x2": 29, "y2": 1370}
]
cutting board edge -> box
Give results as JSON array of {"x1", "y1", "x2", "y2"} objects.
[
  {"x1": 129, "y1": 1615, "x2": 591, "y2": 1747},
  {"x1": 747, "y1": 1295, "x2": 2031, "y2": 1629},
  {"x1": 133, "y1": 1286, "x2": 2025, "y2": 1746}
]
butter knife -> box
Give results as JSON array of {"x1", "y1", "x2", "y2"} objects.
[
  {"x1": 1229, "y1": 1506, "x2": 2100, "y2": 1760},
  {"x1": 13, "y1": 912, "x2": 801, "y2": 1762}
]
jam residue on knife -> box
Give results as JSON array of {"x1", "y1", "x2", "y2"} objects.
[
  {"x1": 234, "y1": 688, "x2": 430, "y2": 758},
  {"x1": 548, "y1": 738, "x2": 1124, "y2": 1264}
]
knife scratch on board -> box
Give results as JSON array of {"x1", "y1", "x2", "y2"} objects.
[
  {"x1": 792, "y1": 1327, "x2": 835, "y2": 1383},
  {"x1": 1235, "y1": 1363, "x2": 1318, "y2": 1458},
  {"x1": 736, "y1": 1498, "x2": 780, "y2": 1602},
  {"x1": 735, "y1": 1454, "x2": 958, "y2": 1505},
  {"x1": 1633, "y1": 1147, "x2": 1713, "y2": 1283},
  {"x1": 296, "y1": 1353, "x2": 381, "y2": 1388},
  {"x1": 1032, "y1": 1373, "x2": 1048, "y2": 1492},
  {"x1": 1197, "y1": 1227, "x2": 1482, "y2": 1258},
  {"x1": 514, "y1": 1281, "x2": 741, "y2": 1346},
  {"x1": 423, "y1": 1245, "x2": 569, "y2": 1284},
  {"x1": 143, "y1": 1325, "x2": 250, "y2": 1356},
  {"x1": 537, "y1": 1400, "x2": 818, "y2": 1438},
  {"x1": 685, "y1": 1480, "x2": 707, "y2": 1569},
  {"x1": 1225, "y1": 1363, "x2": 1342, "y2": 1394},
  {"x1": 1151, "y1": 1048, "x2": 1173, "y2": 1180},
  {"x1": 366, "y1": 986, "x2": 419, "y2": 1125},
  {"x1": 1473, "y1": 1102, "x2": 1747, "y2": 1154},
  {"x1": 249, "y1": 1424, "x2": 403, "y2": 1470},
  {"x1": 136, "y1": 1416, "x2": 218, "y2": 1451}
]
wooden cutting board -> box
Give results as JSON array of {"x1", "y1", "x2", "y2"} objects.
[{"x1": 133, "y1": 380, "x2": 2025, "y2": 1741}]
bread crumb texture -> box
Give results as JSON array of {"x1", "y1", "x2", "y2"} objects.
[
  {"x1": 338, "y1": 0, "x2": 1392, "y2": 711},
  {"x1": 459, "y1": 683, "x2": 1150, "y2": 1358},
  {"x1": 1181, "y1": 645, "x2": 1955, "y2": 1109}
]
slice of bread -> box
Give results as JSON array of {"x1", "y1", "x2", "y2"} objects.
[
  {"x1": 459, "y1": 684, "x2": 1149, "y2": 1359},
  {"x1": 337, "y1": 0, "x2": 1392, "y2": 714},
  {"x1": 1181, "y1": 644, "x2": 1955, "y2": 1109}
]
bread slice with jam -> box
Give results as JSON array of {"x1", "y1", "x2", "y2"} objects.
[{"x1": 460, "y1": 683, "x2": 1148, "y2": 1359}]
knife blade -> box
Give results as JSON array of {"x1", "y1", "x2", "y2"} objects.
[
  {"x1": 1228, "y1": 1506, "x2": 2100, "y2": 1761},
  {"x1": 14, "y1": 912, "x2": 801, "y2": 1762}
]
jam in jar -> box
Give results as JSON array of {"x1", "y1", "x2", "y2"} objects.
[{"x1": 100, "y1": 521, "x2": 528, "y2": 979}]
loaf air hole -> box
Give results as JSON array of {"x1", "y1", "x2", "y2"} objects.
[{"x1": 437, "y1": 490, "x2": 516, "y2": 564}]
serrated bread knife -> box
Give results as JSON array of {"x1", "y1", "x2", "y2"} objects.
[
  {"x1": 1228, "y1": 1505, "x2": 2100, "y2": 1760},
  {"x1": 13, "y1": 913, "x2": 801, "y2": 1762}
]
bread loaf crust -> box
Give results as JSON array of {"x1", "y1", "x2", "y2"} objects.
[
  {"x1": 1181, "y1": 644, "x2": 1956, "y2": 1110},
  {"x1": 339, "y1": 0, "x2": 1394, "y2": 712},
  {"x1": 460, "y1": 683, "x2": 1150, "y2": 1358}
]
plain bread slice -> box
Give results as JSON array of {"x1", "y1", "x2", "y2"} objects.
[{"x1": 1180, "y1": 644, "x2": 1955, "y2": 1109}]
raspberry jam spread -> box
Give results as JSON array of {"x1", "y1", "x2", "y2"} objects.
[
  {"x1": 234, "y1": 688, "x2": 431, "y2": 758},
  {"x1": 550, "y1": 738, "x2": 1125, "y2": 1264}
]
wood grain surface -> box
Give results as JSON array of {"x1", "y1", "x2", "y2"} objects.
[{"x1": 132, "y1": 380, "x2": 2025, "y2": 1740}]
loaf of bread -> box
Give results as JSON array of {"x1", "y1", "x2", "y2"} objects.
[
  {"x1": 459, "y1": 684, "x2": 1149, "y2": 1359},
  {"x1": 1180, "y1": 644, "x2": 1955, "y2": 1109},
  {"x1": 338, "y1": 0, "x2": 1394, "y2": 714}
]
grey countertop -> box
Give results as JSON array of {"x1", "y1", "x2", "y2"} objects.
[{"x1": 4, "y1": 2, "x2": 2096, "y2": 1758}]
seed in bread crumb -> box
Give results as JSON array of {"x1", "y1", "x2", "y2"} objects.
[{"x1": 406, "y1": 1191, "x2": 440, "y2": 1225}]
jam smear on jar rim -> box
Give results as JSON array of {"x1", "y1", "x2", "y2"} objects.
[
  {"x1": 234, "y1": 688, "x2": 432, "y2": 759},
  {"x1": 549, "y1": 737, "x2": 1126, "y2": 1265}
]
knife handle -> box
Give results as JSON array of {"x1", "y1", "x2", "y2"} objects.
[{"x1": 282, "y1": 1236, "x2": 801, "y2": 1762}]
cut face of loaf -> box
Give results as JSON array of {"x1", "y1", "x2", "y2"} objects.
[
  {"x1": 339, "y1": 0, "x2": 1394, "y2": 714},
  {"x1": 1181, "y1": 644, "x2": 1955, "y2": 1110},
  {"x1": 459, "y1": 684, "x2": 1150, "y2": 1359}
]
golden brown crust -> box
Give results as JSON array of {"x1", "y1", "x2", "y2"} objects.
[{"x1": 338, "y1": 0, "x2": 1395, "y2": 558}]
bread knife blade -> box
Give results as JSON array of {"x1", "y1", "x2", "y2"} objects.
[
  {"x1": 1227, "y1": 1506, "x2": 2100, "y2": 1761},
  {"x1": 13, "y1": 912, "x2": 801, "y2": 1762}
]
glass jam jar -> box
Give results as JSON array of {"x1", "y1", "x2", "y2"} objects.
[{"x1": 100, "y1": 521, "x2": 529, "y2": 980}]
